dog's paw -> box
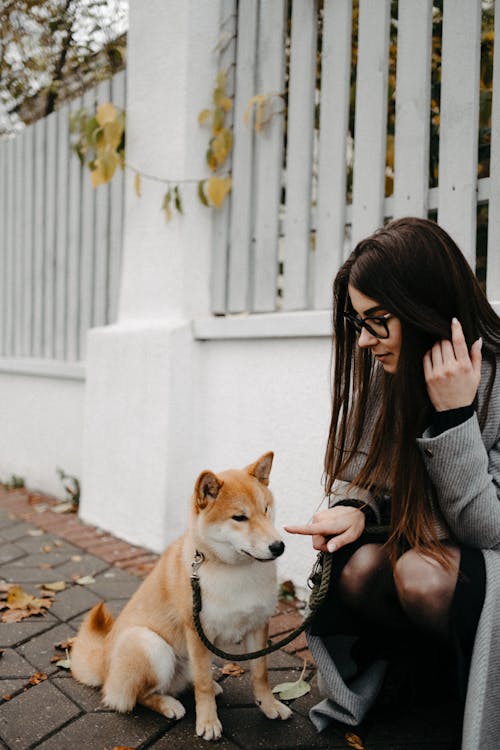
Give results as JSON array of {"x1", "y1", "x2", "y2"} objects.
[
  {"x1": 158, "y1": 696, "x2": 186, "y2": 720},
  {"x1": 257, "y1": 696, "x2": 293, "y2": 720},
  {"x1": 196, "y1": 716, "x2": 223, "y2": 741}
]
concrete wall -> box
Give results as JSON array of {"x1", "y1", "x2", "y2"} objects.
[{"x1": 0, "y1": 366, "x2": 85, "y2": 498}]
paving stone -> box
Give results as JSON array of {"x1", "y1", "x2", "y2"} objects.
[
  {"x1": 0, "y1": 524, "x2": 34, "y2": 543},
  {"x1": 0, "y1": 616, "x2": 60, "y2": 648},
  {"x1": 17, "y1": 623, "x2": 77, "y2": 675},
  {"x1": 35, "y1": 706, "x2": 171, "y2": 750},
  {"x1": 52, "y1": 553, "x2": 110, "y2": 580},
  {"x1": 0, "y1": 680, "x2": 26, "y2": 702},
  {"x1": 217, "y1": 705, "x2": 333, "y2": 749},
  {"x1": 0, "y1": 650, "x2": 36, "y2": 679},
  {"x1": 52, "y1": 675, "x2": 106, "y2": 712},
  {"x1": 0, "y1": 680, "x2": 80, "y2": 749},
  {"x1": 14, "y1": 534, "x2": 67, "y2": 555},
  {"x1": 149, "y1": 712, "x2": 241, "y2": 749},
  {"x1": 0, "y1": 547, "x2": 26, "y2": 567},
  {"x1": 86, "y1": 575, "x2": 140, "y2": 600},
  {"x1": 46, "y1": 584, "x2": 101, "y2": 621},
  {"x1": 0, "y1": 565, "x2": 64, "y2": 584}
]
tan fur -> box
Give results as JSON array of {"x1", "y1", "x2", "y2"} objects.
[{"x1": 71, "y1": 453, "x2": 292, "y2": 740}]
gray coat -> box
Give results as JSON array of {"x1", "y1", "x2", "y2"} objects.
[{"x1": 308, "y1": 358, "x2": 500, "y2": 750}]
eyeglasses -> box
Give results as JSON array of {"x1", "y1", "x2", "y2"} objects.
[{"x1": 344, "y1": 312, "x2": 392, "y2": 339}]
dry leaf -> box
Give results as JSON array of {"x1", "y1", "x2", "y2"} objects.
[
  {"x1": 344, "y1": 732, "x2": 367, "y2": 750},
  {"x1": 134, "y1": 172, "x2": 141, "y2": 198},
  {"x1": 96, "y1": 102, "x2": 117, "y2": 126},
  {"x1": 27, "y1": 529, "x2": 44, "y2": 537},
  {"x1": 40, "y1": 581, "x2": 66, "y2": 592},
  {"x1": 28, "y1": 672, "x2": 48, "y2": 686},
  {"x1": 42, "y1": 545, "x2": 53, "y2": 553},
  {"x1": 271, "y1": 659, "x2": 311, "y2": 701},
  {"x1": 2, "y1": 695, "x2": 12, "y2": 701},
  {"x1": 0, "y1": 585, "x2": 52, "y2": 623},
  {"x1": 206, "y1": 175, "x2": 232, "y2": 208},
  {"x1": 55, "y1": 637, "x2": 75, "y2": 651},
  {"x1": 71, "y1": 556, "x2": 82, "y2": 562},
  {"x1": 221, "y1": 662, "x2": 245, "y2": 677}
]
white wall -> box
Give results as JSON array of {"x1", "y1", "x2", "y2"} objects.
[
  {"x1": 0, "y1": 370, "x2": 85, "y2": 498},
  {"x1": 194, "y1": 335, "x2": 332, "y2": 588}
]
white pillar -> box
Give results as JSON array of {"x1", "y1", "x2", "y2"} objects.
[{"x1": 80, "y1": 0, "x2": 221, "y2": 551}]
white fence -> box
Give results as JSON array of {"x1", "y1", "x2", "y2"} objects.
[
  {"x1": 212, "y1": 0, "x2": 497, "y2": 314},
  {"x1": 0, "y1": 71, "x2": 126, "y2": 362}
]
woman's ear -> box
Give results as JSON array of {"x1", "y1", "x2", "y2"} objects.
[{"x1": 246, "y1": 452, "x2": 274, "y2": 486}]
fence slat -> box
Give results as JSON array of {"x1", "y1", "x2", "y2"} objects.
[
  {"x1": 13, "y1": 136, "x2": 23, "y2": 356},
  {"x1": 313, "y1": 0, "x2": 352, "y2": 310},
  {"x1": 438, "y1": 0, "x2": 481, "y2": 266},
  {"x1": 0, "y1": 142, "x2": 5, "y2": 355},
  {"x1": 22, "y1": 128, "x2": 34, "y2": 357},
  {"x1": 55, "y1": 105, "x2": 70, "y2": 360},
  {"x1": 32, "y1": 119, "x2": 46, "y2": 358},
  {"x1": 487, "y1": 4, "x2": 500, "y2": 301},
  {"x1": 227, "y1": 0, "x2": 259, "y2": 312},
  {"x1": 393, "y1": 0, "x2": 433, "y2": 219},
  {"x1": 5, "y1": 140, "x2": 14, "y2": 356},
  {"x1": 251, "y1": 0, "x2": 287, "y2": 312},
  {"x1": 282, "y1": 0, "x2": 318, "y2": 311},
  {"x1": 66, "y1": 98, "x2": 83, "y2": 362},
  {"x1": 94, "y1": 78, "x2": 112, "y2": 328},
  {"x1": 351, "y1": 0, "x2": 391, "y2": 246},
  {"x1": 108, "y1": 70, "x2": 127, "y2": 322},
  {"x1": 210, "y1": 0, "x2": 237, "y2": 314},
  {"x1": 79, "y1": 88, "x2": 97, "y2": 359},
  {"x1": 44, "y1": 111, "x2": 57, "y2": 358}
]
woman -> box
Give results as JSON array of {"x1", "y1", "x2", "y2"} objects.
[{"x1": 286, "y1": 217, "x2": 500, "y2": 750}]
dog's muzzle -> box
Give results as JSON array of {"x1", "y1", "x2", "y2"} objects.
[{"x1": 269, "y1": 540, "x2": 285, "y2": 558}]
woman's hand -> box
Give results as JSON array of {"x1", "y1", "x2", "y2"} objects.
[
  {"x1": 284, "y1": 506, "x2": 366, "y2": 553},
  {"x1": 423, "y1": 318, "x2": 482, "y2": 411}
]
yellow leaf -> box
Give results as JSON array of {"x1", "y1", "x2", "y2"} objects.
[
  {"x1": 211, "y1": 129, "x2": 233, "y2": 168},
  {"x1": 344, "y1": 732, "x2": 367, "y2": 750},
  {"x1": 91, "y1": 163, "x2": 106, "y2": 188},
  {"x1": 219, "y1": 97, "x2": 233, "y2": 113},
  {"x1": 221, "y1": 662, "x2": 245, "y2": 677},
  {"x1": 206, "y1": 176, "x2": 232, "y2": 209},
  {"x1": 39, "y1": 581, "x2": 66, "y2": 592},
  {"x1": 103, "y1": 120, "x2": 123, "y2": 149},
  {"x1": 96, "y1": 102, "x2": 117, "y2": 126},
  {"x1": 92, "y1": 147, "x2": 119, "y2": 186},
  {"x1": 134, "y1": 172, "x2": 142, "y2": 198},
  {"x1": 212, "y1": 107, "x2": 225, "y2": 135},
  {"x1": 198, "y1": 109, "x2": 212, "y2": 125}
]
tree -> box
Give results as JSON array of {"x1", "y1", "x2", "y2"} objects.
[{"x1": 0, "y1": 0, "x2": 127, "y2": 136}]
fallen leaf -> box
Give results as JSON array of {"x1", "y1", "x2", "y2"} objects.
[
  {"x1": 39, "y1": 581, "x2": 66, "y2": 592},
  {"x1": 38, "y1": 564, "x2": 52, "y2": 570},
  {"x1": 271, "y1": 678, "x2": 310, "y2": 700},
  {"x1": 55, "y1": 637, "x2": 75, "y2": 651},
  {"x1": 112, "y1": 747, "x2": 136, "y2": 750},
  {"x1": 42, "y1": 545, "x2": 53, "y2": 553},
  {"x1": 0, "y1": 585, "x2": 52, "y2": 622},
  {"x1": 27, "y1": 529, "x2": 44, "y2": 536},
  {"x1": 2, "y1": 695, "x2": 12, "y2": 701},
  {"x1": 27, "y1": 672, "x2": 47, "y2": 686},
  {"x1": 75, "y1": 575, "x2": 96, "y2": 586},
  {"x1": 221, "y1": 662, "x2": 245, "y2": 677},
  {"x1": 55, "y1": 648, "x2": 71, "y2": 670},
  {"x1": 71, "y1": 555, "x2": 82, "y2": 562},
  {"x1": 52, "y1": 502, "x2": 74, "y2": 514},
  {"x1": 344, "y1": 732, "x2": 367, "y2": 750}
]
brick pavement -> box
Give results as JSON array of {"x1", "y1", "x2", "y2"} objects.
[{"x1": 0, "y1": 486, "x2": 458, "y2": 749}]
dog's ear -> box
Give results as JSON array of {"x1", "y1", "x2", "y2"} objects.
[
  {"x1": 246, "y1": 452, "x2": 274, "y2": 486},
  {"x1": 195, "y1": 471, "x2": 224, "y2": 509}
]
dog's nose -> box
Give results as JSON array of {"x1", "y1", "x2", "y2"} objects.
[{"x1": 269, "y1": 540, "x2": 285, "y2": 558}]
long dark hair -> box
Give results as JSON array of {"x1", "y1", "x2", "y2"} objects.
[{"x1": 325, "y1": 217, "x2": 500, "y2": 564}]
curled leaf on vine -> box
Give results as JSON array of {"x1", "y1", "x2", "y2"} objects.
[
  {"x1": 174, "y1": 185, "x2": 183, "y2": 214},
  {"x1": 205, "y1": 175, "x2": 232, "y2": 209},
  {"x1": 244, "y1": 92, "x2": 284, "y2": 132},
  {"x1": 162, "y1": 190, "x2": 172, "y2": 222},
  {"x1": 134, "y1": 172, "x2": 141, "y2": 198}
]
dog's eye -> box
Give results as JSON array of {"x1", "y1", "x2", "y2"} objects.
[{"x1": 232, "y1": 514, "x2": 248, "y2": 522}]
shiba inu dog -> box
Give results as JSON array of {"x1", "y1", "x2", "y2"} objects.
[{"x1": 71, "y1": 452, "x2": 292, "y2": 740}]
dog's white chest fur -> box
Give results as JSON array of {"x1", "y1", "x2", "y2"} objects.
[{"x1": 199, "y1": 561, "x2": 277, "y2": 645}]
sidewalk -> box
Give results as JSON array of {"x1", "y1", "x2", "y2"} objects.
[{"x1": 0, "y1": 486, "x2": 457, "y2": 749}]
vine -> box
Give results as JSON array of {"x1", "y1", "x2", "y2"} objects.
[{"x1": 70, "y1": 70, "x2": 278, "y2": 221}]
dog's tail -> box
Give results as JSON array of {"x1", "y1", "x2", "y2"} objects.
[{"x1": 71, "y1": 602, "x2": 114, "y2": 687}]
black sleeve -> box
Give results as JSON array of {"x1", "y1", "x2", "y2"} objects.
[{"x1": 430, "y1": 404, "x2": 475, "y2": 437}]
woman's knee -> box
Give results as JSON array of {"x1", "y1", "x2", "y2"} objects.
[
  {"x1": 394, "y1": 548, "x2": 460, "y2": 613},
  {"x1": 339, "y1": 543, "x2": 389, "y2": 603}
]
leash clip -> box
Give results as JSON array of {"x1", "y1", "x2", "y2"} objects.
[{"x1": 191, "y1": 550, "x2": 205, "y2": 579}]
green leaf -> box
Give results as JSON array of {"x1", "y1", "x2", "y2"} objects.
[
  {"x1": 198, "y1": 180, "x2": 209, "y2": 207},
  {"x1": 272, "y1": 679, "x2": 311, "y2": 701},
  {"x1": 174, "y1": 185, "x2": 183, "y2": 214}
]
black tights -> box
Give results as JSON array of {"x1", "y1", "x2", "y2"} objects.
[{"x1": 338, "y1": 542, "x2": 461, "y2": 639}]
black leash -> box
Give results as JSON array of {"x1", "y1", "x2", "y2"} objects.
[{"x1": 190, "y1": 550, "x2": 332, "y2": 662}]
